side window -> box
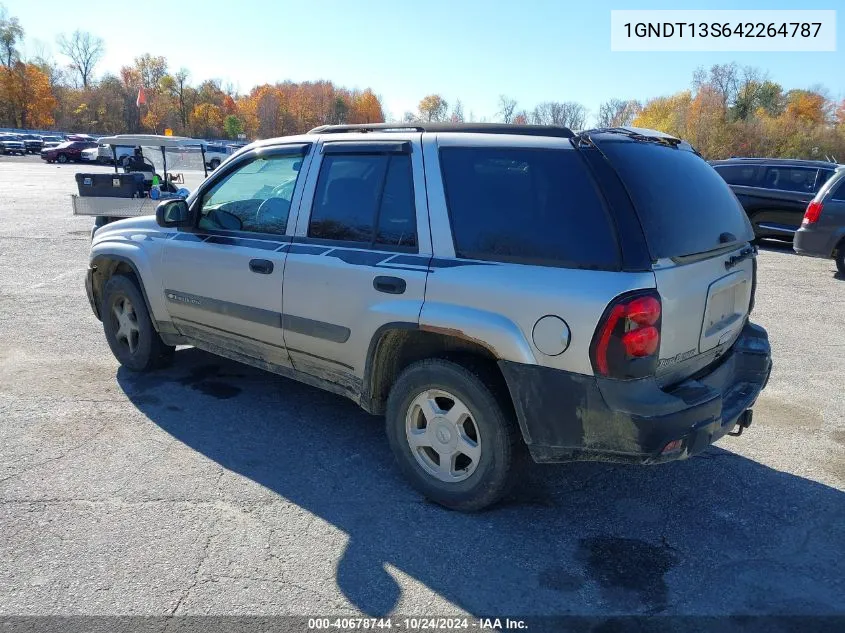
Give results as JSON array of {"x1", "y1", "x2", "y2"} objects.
[
  {"x1": 198, "y1": 153, "x2": 305, "y2": 235},
  {"x1": 439, "y1": 147, "x2": 618, "y2": 269},
  {"x1": 763, "y1": 167, "x2": 817, "y2": 193},
  {"x1": 309, "y1": 153, "x2": 417, "y2": 249},
  {"x1": 831, "y1": 179, "x2": 845, "y2": 202},
  {"x1": 816, "y1": 169, "x2": 835, "y2": 192},
  {"x1": 714, "y1": 165, "x2": 758, "y2": 186}
]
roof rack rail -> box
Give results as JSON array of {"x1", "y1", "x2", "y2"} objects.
[{"x1": 307, "y1": 122, "x2": 574, "y2": 138}]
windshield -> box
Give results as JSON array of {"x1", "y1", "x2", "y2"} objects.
[
  {"x1": 594, "y1": 139, "x2": 754, "y2": 259},
  {"x1": 138, "y1": 145, "x2": 209, "y2": 191}
]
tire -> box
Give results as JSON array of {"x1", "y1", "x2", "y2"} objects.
[
  {"x1": 836, "y1": 242, "x2": 845, "y2": 275},
  {"x1": 57, "y1": 153, "x2": 68, "y2": 164},
  {"x1": 209, "y1": 159, "x2": 221, "y2": 170},
  {"x1": 102, "y1": 274, "x2": 175, "y2": 372},
  {"x1": 385, "y1": 358, "x2": 521, "y2": 512}
]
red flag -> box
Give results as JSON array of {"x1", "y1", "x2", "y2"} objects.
[{"x1": 136, "y1": 87, "x2": 146, "y2": 108}]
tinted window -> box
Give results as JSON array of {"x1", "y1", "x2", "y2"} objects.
[
  {"x1": 439, "y1": 147, "x2": 618, "y2": 268},
  {"x1": 198, "y1": 153, "x2": 305, "y2": 235},
  {"x1": 830, "y1": 177, "x2": 845, "y2": 202},
  {"x1": 714, "y1": 164, "x2": 758, "y2": 186},
  {"x1": 376, "y1": 155, "x2": 416, "y2": 247},
  {"x1": 762, "y1": 167, "x2": 817, "y2": 193},
  {"x1": 817, "y1": 169, "x2": 835, "y2": 192},
  {"x1": 594, "y1": 140, "x2": 753, "y2": 259},
  {"x1": 309, "y1": 153, "x2": 417, "y2": 248}
]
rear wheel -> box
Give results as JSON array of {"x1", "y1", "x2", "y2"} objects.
[
  {"x1": 102, "y1": 274, "x2": 174, "y2": 372},
  {"x1": 836, "y1": 242, "x2": 845, "y2": 275},
  {"x1": 57, "y1": 153, "x2": 68, "y2": 164},
  {"x1": 386, "y1": 358, "x2": 520, "y2": 512},
  {"x1": 209, "y1": 158, "x2": 220, "y2": 170}
]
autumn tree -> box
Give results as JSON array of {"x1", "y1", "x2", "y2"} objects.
[
  {"x1": 349, "y1": 89, "x2": 384, "y2": 124},
  {"x1": 417, "y1": 94, "x2": 448, "y2": 122},
  {"x1": 633, "y1": 91, "x2": 693, "y2": 139},
  {"x1": 57, "y1": 30, "x2": 103, "y2": 88},
  {"x1": 0, "y1": 62, "x2": 56, "y2": 127},
  {"x1": 512, "y1": 111, "x2": 529, "y2": 125},
  {"x1": 131, "y1": 54, "x2": 168, "y2": 89},
  {"x1": 189, "y1": 102, "x2": 223, "y2": 138}
]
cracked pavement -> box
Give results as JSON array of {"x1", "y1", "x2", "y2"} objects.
[{"x1": 1, "y1": 156, "x2": 844, "y2": 617}]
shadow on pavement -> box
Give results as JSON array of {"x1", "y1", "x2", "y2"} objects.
[{"x1": 117, "y1": 348, "x2": 845, "y2": 618}]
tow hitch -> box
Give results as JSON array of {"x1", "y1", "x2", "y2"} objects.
[{"x1": 728, "y1": 409, "x2": 753, "y2": 437}]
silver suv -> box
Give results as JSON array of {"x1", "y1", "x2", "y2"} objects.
[{"x1": 85, "y1": 124, "x2": 772, "y2": 511}]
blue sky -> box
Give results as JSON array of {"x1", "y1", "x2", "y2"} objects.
[{"x1": 7, "y1": 0, "x2": 843, "y2": 124}]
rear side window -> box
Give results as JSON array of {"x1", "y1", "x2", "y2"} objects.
[
  {"x1": 595, "y1": 140, "x2": 753, "y2": 259},
  {"x1": 829, "y1": 177, "x2": 845, "y2": 202},
  {"x1": 762, "y1": 166, "x2": 817, "y2": 193},
  {"x1": 439, "y1": 147, "x2": 619, "y2": 269},
  {"x1": 714, "y1": 164, "x2": 758, "y2": 186},
  {"x1": 309, "y1": 153, "x2": 417, "y2": 248}
]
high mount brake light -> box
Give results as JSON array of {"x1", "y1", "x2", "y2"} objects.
[{"x1": 591, "y1": 292, "x2": 662, "y2": 379}]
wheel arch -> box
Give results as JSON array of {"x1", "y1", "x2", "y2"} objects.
[
  {"x1": 362, "y1": 322, "x2": 513, "y2": 415},
  {"x1": 90, "y1": 254, "x2": 157, "y2": 330}
]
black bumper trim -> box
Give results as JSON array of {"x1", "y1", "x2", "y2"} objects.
[{"x1": 499, "y1": 321, "x2": 772, "y2": 464}]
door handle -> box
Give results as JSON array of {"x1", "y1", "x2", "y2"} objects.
[
  {"x1": 373, "y1": 275, "x2": 406, "y2": 295},
  {"x1": 249, "y1": 259, "x2": 274, "y2": 274}
]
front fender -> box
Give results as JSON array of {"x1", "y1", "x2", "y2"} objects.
[
  {"x1": 90, "y1": 238, "x2": 167, "y2": 326},
  {"x1": 419, "y1": 302, "x2": 536, "y2": 365}
]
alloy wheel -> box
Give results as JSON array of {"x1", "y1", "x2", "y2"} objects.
[{"x1": 405, "y1": 388, "x2": 482, "y2": 483}]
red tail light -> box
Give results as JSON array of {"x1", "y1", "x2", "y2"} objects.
[
  {"x1": 591, "y1": 291, "x2": 662, "y2": 379},
  {"x1": 803, "y1": 200, "x2": 823, "y2": 224}
]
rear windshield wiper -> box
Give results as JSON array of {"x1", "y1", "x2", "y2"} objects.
[{"x1": 578, "y1": 127, "x2": 695, "y2": 152}]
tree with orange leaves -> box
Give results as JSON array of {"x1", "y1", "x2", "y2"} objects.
[
  {"x1": 0, "y1": 62, "x2": 56, "y2": 128},
  {"x1": 349, "y1": 89, "x2": 384, "y2": 124},
  {"x1": 189, "y1": 102, "x2": 223, "y2": 138}
]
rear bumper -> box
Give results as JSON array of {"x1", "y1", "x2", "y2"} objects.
[
  {"x1": 794, "y1": 225, "x2": 839, "y2": 259},
  {"x1": 499, "y1": 321, "x2": 772, "y2": 464}
]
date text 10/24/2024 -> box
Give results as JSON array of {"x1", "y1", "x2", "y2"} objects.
[{"x1": 307, "y1": 618, "x2": 528, "y2": 631}]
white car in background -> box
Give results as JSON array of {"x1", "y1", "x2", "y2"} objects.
[
  {"x1": 80, "y1": 147, "x2": 99, "y2": 162},
  {"x1": 203, "y1": 143, "x2": 236, "y2": 170},
  {"x1": 97, "y1": 144, "x2": 135, "y2": 165}
]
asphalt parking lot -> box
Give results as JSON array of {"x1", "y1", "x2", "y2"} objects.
[{"x1": 1, "y1": 154, "x2": 844, "y2": 621}]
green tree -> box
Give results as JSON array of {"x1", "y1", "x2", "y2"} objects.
[
  {"x1": 224, "y1": 114, "x2": 244, "y2": 139},
  {"x1": 0, "y1": 4, "x2": 24, "y2": 68}
]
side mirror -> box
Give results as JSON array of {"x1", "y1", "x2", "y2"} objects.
[{"x1": 156, "y1": 199, "x2": 191, "y2": 228}]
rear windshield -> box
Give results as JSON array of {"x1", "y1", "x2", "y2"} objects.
[{"x1": 597, "y1": 140, "x2": 754, "y2": 259}]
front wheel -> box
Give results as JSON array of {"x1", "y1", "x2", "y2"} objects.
[
  {"x1": 102, "y1": 274, "x2": 175, "y2": 371},
  {"x1": 385, "y1": 358, "x2": 521, "y2": 512},
  {"x1": 209, "y1": 158, "x2": 220, "y2": 170}
]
